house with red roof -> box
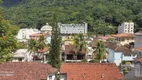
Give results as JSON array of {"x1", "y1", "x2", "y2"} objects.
[
  {"x1": 0, "y1": 62, "x2": 57, "y2": 80},
  {"x1": 59, "y1": 63, "x2": 123, "y2": 80},
  {"x1": 112, "y1": 33, "x2": 135, "y2": 45}
]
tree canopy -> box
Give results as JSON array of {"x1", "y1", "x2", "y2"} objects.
[
  {"x1": 0, "y1": 15, "x2": 18, "y2": 63},
  {"x1": 2, "y1": 0, "x2": 142, "y2": 34}
]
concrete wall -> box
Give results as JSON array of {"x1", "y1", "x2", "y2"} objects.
[{"x1": 135, "y1": 33, "x2": 142, "y2": 48}]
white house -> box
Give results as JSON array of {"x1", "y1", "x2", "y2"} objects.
[
  {"x1": 105, "y1": 42, "x2": 137, "y2": 66},
  {"x1": 118, "y1": 22, "x2": 134, "y2": 34},
  {"x1": 58, "y1": 22, "x2": 87, "y2": 34},
  {"x1": 16, "y1": 28, "x2": 40, "y2": 42},
  {"x1": 12, "y1": 49, "x2": 33, "y2": 62}
]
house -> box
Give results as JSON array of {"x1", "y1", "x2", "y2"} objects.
[
  {"x1": 29, "y1": 33, "x2": 47, "y2": 40},
  {"x1": 112, "y1": 33, "x2": 135, "y2": 45},
  {"x1": 58, "y1": 22, "x2": 87, "y2": 34},
  {"x1": 134, "y1": 32, "x2": 142, "y2": 48},
  {"x1": 62, "y1": 45, "x2": 86, "y2": 62},
  {"x1": 16, "y1": 28, "x2": 40, "y2": 42},
  {"x1": 118, "y1": 22, "x2": 134, "y2": 34},
  {"x1": 105, "y1": 42, "x2": 137, "y2": 66},
  {"x1": 40, "y1": 23, "x2": 52, "y2": 35},
  {"x1": 0, "y1": 62, "x2": 57, "y2": 80},
  {"x1": 12, "y1": 49, "x2": 33, "y2": 62},
  {"x1": 59, "y1": 63, "x2": 123, "y2": 80},
  {"x1": 125, "y1": 58, "x2": 142, "y2": 80}
]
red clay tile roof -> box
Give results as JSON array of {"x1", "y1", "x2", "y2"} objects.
[
  {"x1": 63, "y1": 45, "x2": 86, "y2": 54},
  {"x1": 60, "y1": 63, "x2": 123, "y2": 80},
  {"x1": 0, "y1": 62, "x2": 57, "y2": 80},
  {"x1": 135, "y1": 46, "x2": 142, "y2": 51},
  {"x1": 29, "y1": 33, "x2": 47, "y2": 38},
  {"x1": 134, "y1": 58, "x2": 142, "y2": 64},
  {"x1": 112, "y1": 33, "x2": 135, "y2": 38},
  {"x1": 38, "y1": 47, "x2": 48, "y2": 53}
]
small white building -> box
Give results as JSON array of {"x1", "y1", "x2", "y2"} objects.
[
  {"x1": 40, "y1": 23, "x2": 52, "y2": 35},
  {"x1": 118, "y1": 22, "x2": 134, "y2": 34},
  {"x1": 12, "y1": 49, "x2": 33, "y2": 62},
  {"x1": 16, "y1": 28, "x2": 40, "y2": 42},
  {"x1": 58, "y1": 22, "x2": 87, "y2": 34}
]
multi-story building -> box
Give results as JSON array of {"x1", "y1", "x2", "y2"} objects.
[
  {"x1": 118, "y1": 22, "x2": 134, "y2": 34},
  {"x1": 16, "y1": 28, "x2": 40, "y2": 42},
  {"x1": 58, "y1": 22, "x2": 87, "y2": 34}
]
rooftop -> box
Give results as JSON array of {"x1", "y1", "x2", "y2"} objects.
[
  {"x1": 105, "y1": 42, "x2": 136, "y2": 56},
  {"x1": 0, "y1": 62, "x2": 57, "y2": 80},
  {"x1": 112, "y1": 33, "x2": 135, "y2": 38},
  {"x1": 135, "y1": 46, "x2": 142, "y2": 52},
  {"x1": 60, "y1": 63, "x2": 123, "y2": 80}
]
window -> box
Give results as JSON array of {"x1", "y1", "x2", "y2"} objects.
[{"x1": 49, "y1": 75, "x2": 52, "y2": 80}]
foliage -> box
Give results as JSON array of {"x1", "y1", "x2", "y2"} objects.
[
  {"x1": 73, "y1": 34, "x2": 88, "y2": 54},
  {"x1": 27, "y1": 35, "x2": 46, "y2": 56},
  {"x1": 2, "y1": 0, "x2": 142, "y2": 34},
  {"x1": 48, "y1": 12, "x2": 62, "y2": 69},
  {"x1": 93, "y1": 40, "x2": 106, "y2": 62},
  {"x1": 89, "y1": 59, "x2": 100, "y2": 63},
  {"x1": 0, "y1": 15, "x2": 18, "y2": 63},
  {"x1": 81, "y1": 58, "x2": 87, "y2": 63},
  {"x1": 123, "y1": 67, "x2": 129, "y2": 75}
]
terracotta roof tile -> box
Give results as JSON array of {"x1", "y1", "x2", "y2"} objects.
[
  {"x1": 29, "y1": 33, "x2": 47, "y2": 38},
  {"x1": 63, "y1": 45, "x2": 86, "y2": 54},
  {"x1": 134, "y1": 58, "x2": 142, "y2": 64},
  {"x1": 135, "y1": 46, "x2": 142, "y2": 51},
  {"x1": 38, "y1": 47, "x2": 48, "y2": 53},
  {"x1": 112, "y1": 33, "x2": 135, "y2": 38},
  {"x1": 60, "y1": 63, "x2": 123, "y2": 80},
  {"x1": 0, "y1": 62, "x2": 57, "y2": 80}
]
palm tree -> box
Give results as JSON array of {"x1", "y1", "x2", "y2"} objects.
[
  {"x1": 28, "y1": 39, "x2": 38, "y2": 60},
  {"x1": 73, "y1": 34, "x2": 88, "y2": 61},
  {"x1": 93, "y1": 40, "x2": 106, "y2": 63},
  {"x1": 28, "y1": 36, "x2": 46, "y2": 61}
]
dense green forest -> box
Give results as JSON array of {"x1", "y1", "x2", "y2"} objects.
[{"x1": 2, "y1": 0, "x2": 142, "y2": 34}]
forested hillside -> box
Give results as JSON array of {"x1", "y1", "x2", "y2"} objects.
[{"x1": 2, "y1": 0, "x2": 142, "y2": 34}]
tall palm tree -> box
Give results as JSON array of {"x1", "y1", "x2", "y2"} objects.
[
  {"x1": 94, "y1": 40, "x2": 106, "y2": 63},
  {"x1": 28, "y1": 39, "x2": 38, "y2": 60},
  {"x1": 73, "y1": 34, "x2": 88, "y2": 60}
]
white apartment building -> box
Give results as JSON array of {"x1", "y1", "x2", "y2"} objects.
[
  {"x1": 16, "y1": 28, "x2": 40, "y2": 42},
  {"x1": 58, "y1": 22, "x2": 87, "y2": 34},
  {"x1": 118, "y1": 22, "x2": 134, "y2": 34}
]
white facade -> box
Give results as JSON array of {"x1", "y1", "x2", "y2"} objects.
[
  {"x1": 58, "y1": 22, "x2": 87, "y2": 34},
  {"x1": 47, "y1": 74, "x2": 56, "y2": 80},
  {"x1": 12, "y1": 49, "x2": 33, "y2": 62},
  {"x1": 118, "y1": 22, "x2": 134, "y2": 34},
  {"x1": 16, "y1": 28, "x2": 40, "y2": 42},
  {"x1": 40, "y1": 23, "x2": 52, "y2": 34},
  {"x1": 135, "y1": 32, "x2": 142, "y2": 48}
]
